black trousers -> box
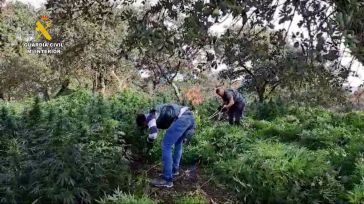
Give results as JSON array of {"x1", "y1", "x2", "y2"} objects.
[{"x1": 227, "y1": 101, "x2": 245, "y2": 125}]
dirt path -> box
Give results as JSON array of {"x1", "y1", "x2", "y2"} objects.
[{"x1": 131, "y1": 161, "x2": 238, "y2": 204}]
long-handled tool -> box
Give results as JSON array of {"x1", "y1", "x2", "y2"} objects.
[
  {"x1": 208, "y1": 110, "x2": 220, "y2": 120},
  {"x1": 208, "y1": 108, "x2": 225, "y2": 120}
]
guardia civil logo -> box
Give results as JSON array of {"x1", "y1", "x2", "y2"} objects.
[
  {"x1": 36, "y1": 15, "x2": 52, "y2": 41},
  {"x1": 23, "y1": 15, "x2": 64, "y2": 54}
]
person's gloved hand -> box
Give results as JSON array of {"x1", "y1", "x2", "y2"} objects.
[
  {"x1": 147, "y1": 137, "x2": 155, "y2": 143},
  {"x1": 221, "y1": 105, "x2": 228, "y2": 112}
]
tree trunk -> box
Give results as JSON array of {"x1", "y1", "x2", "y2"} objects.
[
  {"x1": 257, "y1": 82, "x2": 267, "y2": 103},
  {"x1": 41, "y1": 86, "x2": 50, "y2": 101},
  {"x1": 258, "y1": 92, "x2": 264, "y2": 103},
  {"x1": 92, "y1": 73, "x2": 97, "y2": 95},
  {"x1": 171, "y1": 82, "x2": 182, "y2": 103},
  {"x1": 110, "y1": 69, "x2": 122, "y2": 91},
  {"x1": 97, "y1": 71, "x2": 106, "y2": 95},
  {"x1": 147, "y1": 81, "x2": 154, "y2": 95},
  {"x1": 55, "y1": 79, "x2": 70, "y2": 97},
  {"x1": 0, "y1": 91, "x2": 5, "y2": 101},
  {"x1": 257, "y1": 87, "x2": 265, "y2": 103}
]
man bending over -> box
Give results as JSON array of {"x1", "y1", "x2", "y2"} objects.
[{"x1": 136, "y1": 103, "x2": 195, "y2": 188}]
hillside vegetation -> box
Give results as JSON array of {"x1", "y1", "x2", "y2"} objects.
[
  {"x1": 2, "y1": 0, "x2": 364, "y2": 203},
  {"x1": 1, "y1": 91, "x2": 364, "y2": 204}
]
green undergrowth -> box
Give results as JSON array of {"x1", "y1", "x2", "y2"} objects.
[{"x1": 1, "y1": 91, "x2": 364, "y2": 203}]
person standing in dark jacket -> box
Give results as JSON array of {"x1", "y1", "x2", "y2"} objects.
[{"x1": 216, "y1": 88, "x2": 245, "y2": 125}]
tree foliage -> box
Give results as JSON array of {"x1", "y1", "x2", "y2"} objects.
[
  {"x1": 45, "y1": 0, "x2": 134, "y2": 94},
  {"x1": 118, "y1": 0, "x2": 352, "y2": 103},
  {"x1": 1, "y1": 0, "x2": 358, "y2": 102},
  {"x1": 0, "y1": 2, "x2": 59, "y2": 100},
  {"x1": 334, "y1": 0, "x2": 364, "y2": 64}
]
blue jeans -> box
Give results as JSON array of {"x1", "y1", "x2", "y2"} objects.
[{"x1": 162, "y1": 111, "x2": 195, "y2": 182}]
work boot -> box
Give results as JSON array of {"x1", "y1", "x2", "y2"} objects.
[{"x1": 150, "y1": 177, "x2": 173, "y2": 188}]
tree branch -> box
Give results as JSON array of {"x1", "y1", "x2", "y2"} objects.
[
  {"x1": 171, "y1": 81, "x2": 182, "y2": 103},
  {"x1": 283, "y1": 6, "x2": 297, "y2": 42},
  {"x1": 266, "y1": 81, "x2": 280, "y2": 97},
  {"x1": 261, "y1": 80, "x2": 269, "y2": 100},
  {"x1": 167, "y1": 61, "x2": 181, "y2": 83},
  {"x1": 240, "y1": 63, "x2": 257, "y2": 81}
]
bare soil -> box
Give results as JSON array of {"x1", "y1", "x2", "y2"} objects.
[{"x1": 130, "y1": 160, "x2": 239, "y2": 204}]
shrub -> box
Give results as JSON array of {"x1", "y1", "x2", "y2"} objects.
[
  {"x1": 289, "y1": 106, "x2": 333, "y2": 125},
  {"x1": 299, "y1": 124, "x2": 355, "y2": 148},
  {"x1": 0, "y1": 92, "x2": 132, "y2": 204},
  {"x1": 183, "y1": 124, "x2": 252, "y2": 165},
  {"x1": 347, "y1": 159, "x2": 364, "y2": 204},
  {"x1": 251, "y1": 99, "x2": 287, "y2": 120},
  {"x1": 254, "y1": 119, "x2": 302, "y2": 142},
  {"x1": 109, "y1": 90, "x2": 155, "y2": 160},
  {"x1": 213, "y1": 141, "x2": 344, "y2": 203},
  {"x1": 344, "y1": 112, "x2": 364, "y2": 131},
  {"x1": 175, "y1": 194, "x2": 208, "y2": 204},
  {"x1": 195, "y1": 98, "x2": 220, "y2": 120},
  {"x1": 97, "y1": 188, "x2": 157, "y2": 204},
  {"x1": 347, "y1": 180, "x2": 364, "y2": 204}
]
